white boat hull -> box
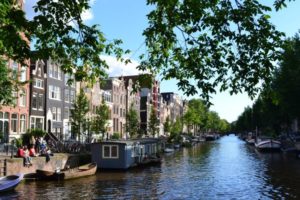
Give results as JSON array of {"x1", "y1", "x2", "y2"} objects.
[{"x1": 255, "y1": 140, "x2": 281, "y2": 150}]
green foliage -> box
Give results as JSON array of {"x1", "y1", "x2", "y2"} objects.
[
  {"x1": 0, "y1": 0, "x2": 129, "y2": 105},
  {"x1": 70, "y1": 88, "x2": 89, "y2": 141},
  {"x1": 15, "y1": 138, "x2": 23, "y2": 148},
  {"x1": 148, "y1": 106, "x2": 160, "y2": 137},
  {"x1": 140, "y1": 0, "x2": 287, "y2": 104},
  {"x1": 170, "y1": 117, "x2": 183, "y2": 134},
  {"x1": 0, "y1": 60, "x2": 19, "y2": 106},
  {"x1": 126, "y1": 104, "x2": 139, "y2": 138},
  {"x1": 233, "y1": 33, "x2": 300, "y2": 135},
  {"x1": 27, "y1": 128, "x2": 47, "y2": 137},
  {"x1": 183, "y1": 99, "x2": 208, "y2": 133},
  {"x1": 91, "y1": 100, "x2": 110, "y2": 135},
  {"x1": 163, "y1": 116, "x2": 171, "y2": 134},
  {"x1": 112, "y1": 132, "x2": 120, "y2": 140}
]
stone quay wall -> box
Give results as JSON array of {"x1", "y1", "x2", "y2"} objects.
[{"x1": 4, "y1": 153, "x2": 91, "y2": 176}]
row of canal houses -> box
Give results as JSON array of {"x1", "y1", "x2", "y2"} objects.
[{"x1": 0, "y1": 57, "x2": 186, "y2": 143}]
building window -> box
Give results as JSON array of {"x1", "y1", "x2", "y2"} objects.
[
  {"x1": 64, "y1": 107, "x2": 69, "y2": 119},
  {"x1": 102, "y1": 145, "x2": 119, "y2": 159},
  {"x1": 33, "y1": 79, "x2": 43, "y2": 89},
  {"x1": 37, "y1": 64, "x2": 42, "y2": 76},
  {"x1": 52, "y1": 107, "x2": 57, "y2": 121},
  {"x1": 19, "y1": 89, "x2": 26, "y2": 107},
  {"x1": 70, "y1": 91, "x2": 75, "y2": 103},
  {"x1": 20, "y1": 66, "x2": 27, "y2": 82},
  {"x1": 57, "y1": 108, "x2": 61, "y2": 121},
  {"x1": 38, "y1": 94, "x2": 43, "y2": 110},
  {"x1": 12, "y1": 91, "x2": 18, "y2": 105},
  {"x1": 20, "y1": 114, "x2": 26, "y2": 133},
  {"x1": 49, "y1": 63, "x2": 61, "y2": 80},
  {"x1": 31, "y1": 117, "x2": 44, "y2": 129},
  {"x1": 11, "y1": 61, "x2": 18, "y2": 79},
  {"x1": 49, "y1": 85, "x2": 61, "y2": 100},
  {"x1": 32, "y1": 93, "x2": 37, "y2": 109},
  {"x1": 64, "y1": 89, "x2": 70, "y2": 102},
  {"x1": 11, "y1": 113, "x2": 18, "y2": 133}
]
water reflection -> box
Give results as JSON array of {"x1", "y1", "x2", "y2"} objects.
[{"x1": 3, "y1": 135, "x2": 300, "y2": 199}]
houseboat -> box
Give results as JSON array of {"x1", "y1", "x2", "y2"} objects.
[
  {"x1": 91, "y1": 138, "x2": 163, "y2": 170},
  {"x1": 255, "y1": 137, "x2": 281, "y2": 151}
]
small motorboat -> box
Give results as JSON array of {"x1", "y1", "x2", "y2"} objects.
[
  {"x1": 36, "y1": 163, "x2": 97, "y2": 180},
  {"x1": 164, "y1": 148, "x2": 174, "y2": 153},
  {"x1": 255, "y1": 137, "x2": 281, "y2": 151},
  {"x1": 0, "y1": 173, "x2": 23, "y2": 192}
]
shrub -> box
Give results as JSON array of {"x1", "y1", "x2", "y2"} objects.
[{"x1": 112, "y1": 132, "x2": 120, "y2": 140}]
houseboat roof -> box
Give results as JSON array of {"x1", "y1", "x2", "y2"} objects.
[{"x1": 92, "y1": 138, "x2": 162, "y2": 145}]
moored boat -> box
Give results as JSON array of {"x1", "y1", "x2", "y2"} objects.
[
  {"x1": 36, "y1": 163, "x2": 97, "y2": 180},
  {"x1": 255, "y1": 137, "x2": 281, "y2": 151},
  {"x1": 205, "y1": 134, "x2": 216, "y2": 141},
  {"x1": 164, "y1": 148, "x2": 174, "y2": 153},
  {"x1": 0, "y1": 173, "x2": 23, "y2": 192}
]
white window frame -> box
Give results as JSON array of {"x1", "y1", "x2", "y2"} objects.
[
  {"x1": 57, "y1": 107, "x2": 61, "y2": 122},
  {"x1": 102, "y1": 145, "x2": 119, "y2": 159},
  {"x1": 49, "y1": 85, "x2": 61, "y2": 100},
  {"x1": 19, "y1": 89, "x2": 26, "y2": 107},
  {"x1": 20, "y1": 114, "x2": 26, "y2": 133},
  {"x1": 33, "y1": 78, "x2": 43, "y2": 89},
  {"x1": 52, "y1": 107, "x2": 57, "y2": 121}
]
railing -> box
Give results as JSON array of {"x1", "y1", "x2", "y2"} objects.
[{"x1": 0, "y1": 159, "x2": 6, "y2": 177}]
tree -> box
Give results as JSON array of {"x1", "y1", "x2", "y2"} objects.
[
  {"x1": 148, "y1": 107, "x2": 159, "y2": 137},
  {"x1": 163, "y1": 116, "x2": 171, "y2": 134},
  {"x1": 205, "y1": 111, "x2": 221, "y2": 133},
  {"x1": 0, "y1": 0, "x2": 296, "y2": 105},
  {"x1": 70, "y1": 88, "x2": 89, "y2": 142},
  {"x1": 91, "y1": 100, "x2": 110, "y2": 139},
  {"x1": 170, "y1": 117, "x2": 183, "y2": 134},
  {"x1": 0, "y1": 0, "x2": 128, "y2": 105},
  {"x1": 187, "y1": 99, "x2": 208, "y2": 134},
  {"x1": 140, "y1": 0, "x2": 295, "y2": 103},
  {"x1": 0, "y1": 60, "x2": 17, "y2": 106},
  {"x1": 126, "y1": 104, "x2": 139, "y2": 138},
  {"x1": 183, "y1": 109, "x2": 196, "y2": 134}
]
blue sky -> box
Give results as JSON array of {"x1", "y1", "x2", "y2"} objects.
[{"x1": 25, "y1": 0, "x2": 300, "y2": 122}]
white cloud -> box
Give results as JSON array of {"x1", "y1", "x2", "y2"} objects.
[
  {"x1": 101, "y1": 55, "x2": 146, "y2": 77},
  {"x1": 81, "y1": 9, "x2": 93, "y2": 21}
]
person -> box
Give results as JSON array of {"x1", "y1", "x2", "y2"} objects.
[
  {"x1": 29, "y1": 144, "x2": 38, "y2": 157},
  {"x1": 17, "y1": 146, "x2": 24, "y2": 157},
  {"x1": 35, "y1": 137, "x2": 41, "y2": 153},
  {"x1": 23, "y1": 146, "x2": 32, "y2": 167}
]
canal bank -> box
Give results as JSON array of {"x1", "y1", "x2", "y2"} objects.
[{"x1": 1, "y1": 153, "x2": 91, "y2": 176}]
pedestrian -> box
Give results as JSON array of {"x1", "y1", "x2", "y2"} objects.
[
  {"x1": 23, "y1": 146, "x2": 32, "y2": 167},
  {"x1": 29, "y1": 144, "x2": 38, "y2": 157},
  {"x1": 35, "y1": 137, "x2": 41, "y2": 153},
  {"x1": 17, "y1": 146, "x2": 24, "y2": 157}
]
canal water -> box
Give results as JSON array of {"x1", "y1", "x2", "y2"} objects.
[{"x1": 2, "y1": 134, "x2": 300, "y2": 199}]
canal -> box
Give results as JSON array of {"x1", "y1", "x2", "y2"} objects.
[{"x1": 3, "y1": 134, "x2": 300, "y2": 199}]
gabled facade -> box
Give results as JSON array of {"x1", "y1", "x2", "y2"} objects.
[
  {"x1": 0, "y1": 60, "x2": 30, "y2": 142},
  {"x1": 102, "y1": 78, "x2": 126, "y2": 138},
  {"x1": 29, "y1": 59, "x2": 46, "y2": 130},
  {"x1": 45, "y1": 59, "x2": 75, "y2": 140}
]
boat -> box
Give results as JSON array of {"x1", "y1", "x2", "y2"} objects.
[
  {"x1": 174, "y1": 144, "x2": 180, "y2": 149},
  {"x1": 255, "y1": 137, "x2": 281, "y2": 151},
  {"x1": 205, "y1": 134, "x2": 216, "y2": 141},
  {"x1": 164, "y1": 148, "x2": 174, "y2": 153},
  {"x1": 36, "y1": 163, "x2": 97, "y2": 180},
  {"x1": 0, "y1": 173, "x2": 23, "y2": 192}
]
